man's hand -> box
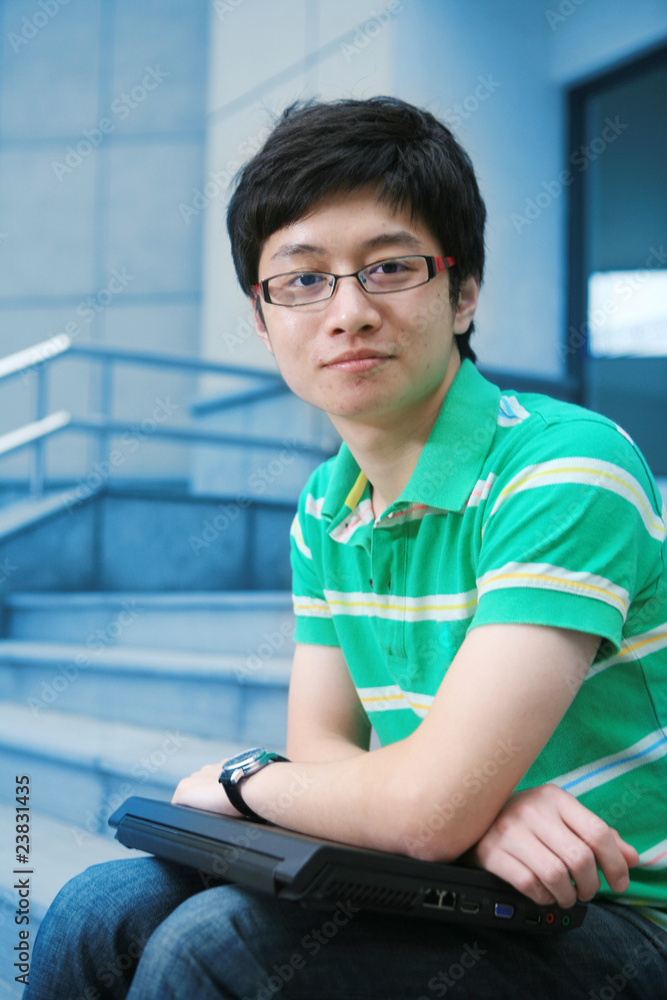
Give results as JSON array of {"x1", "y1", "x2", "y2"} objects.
[
  {"x1": 466, "y1": 784, "x2": 639, "y2": 907},
  {"x1": 172, "y1": 762, "x2": 243, "y2": 818}
]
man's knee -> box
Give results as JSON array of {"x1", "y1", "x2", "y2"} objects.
[
  {"x1": 41, "y1": 858, "x2": 160, "y2": 960},
  {"x1": 48, "y1": 862, "x2": 117, "y2": 926},
  {"x1": 58, "y1": 859, "x2": 142, "y2": 916},
  {"x1": 131, "y1": 885, "x2": 260, "y2": 989}
]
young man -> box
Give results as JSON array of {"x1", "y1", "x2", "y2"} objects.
[{"x1": 26, "y1": 98, "x2": 666, "y2": 999}]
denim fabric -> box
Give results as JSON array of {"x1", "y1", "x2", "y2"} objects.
[{"x1": 23, "y1": 857, "x2": 667, "y2": 1000}]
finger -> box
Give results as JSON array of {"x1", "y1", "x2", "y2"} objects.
[
  {"x1": 514, "y1": 843, "x2": 579, "y2": 908},
  {"x1": 556, "y1": 795, "x2": 632, "y2": 892},
  {"x1": 487, "y1": 824, "x2": 580, "y2": 907},
  {"x1": 554, "y1": 836, "x2": 601, "y2": 901},
  {"x1": 478, "y1": 848, "x2": 558, "y2": 907},
  {"x1": 500, "y1": 797, "x2": 600, "y2": 902},
  {"x1": 523, "y1": 815, "x2": 601, "y2": 900},
  {"x1": 613, "y1": 829, "x2": 640, "y2": 867}
]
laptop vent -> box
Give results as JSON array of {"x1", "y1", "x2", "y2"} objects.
[{"x1": 318, "y1": 878, "x2": 418, "y2": 910}]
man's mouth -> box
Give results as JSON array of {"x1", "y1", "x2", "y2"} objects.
[{"x1": 323, "y1": 350, "x2": 394, "y2": 371}]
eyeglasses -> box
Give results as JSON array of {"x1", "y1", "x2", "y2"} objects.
[{"x1": 253, "y1": 254, "x2": 455, "y2": 308}]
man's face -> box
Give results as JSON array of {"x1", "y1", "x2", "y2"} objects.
[{"x1": 252, "y1": 186, "x2": 478, "y2": 430}]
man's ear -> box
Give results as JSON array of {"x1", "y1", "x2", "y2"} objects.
[
  {"x1": 251, "y1": 294, "x2": 274, "y2": 355},
  {"x1": 453, "y1": 275, "x2": 480, "y2": 334}
]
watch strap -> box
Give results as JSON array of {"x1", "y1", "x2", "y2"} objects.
[
  {"x1": 219, "y1": 751, "x2": 289, "y2": 822},
  {"x1": 222, "y1": 780, "x2": 266, "y2": 823}
]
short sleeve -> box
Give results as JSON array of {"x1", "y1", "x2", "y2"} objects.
[
  {"x1": 470, "y1": 416, "x2": 666, "y2": 654},
  {"x1": 290, "y1": 489, "x2": 340, "y2": 647}
]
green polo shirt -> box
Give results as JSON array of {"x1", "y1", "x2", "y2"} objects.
[{"x1": 290, "y1": 359, "x2": 667, "y2": 922}]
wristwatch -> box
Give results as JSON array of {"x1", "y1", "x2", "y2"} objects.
[{"x1": 218, "y1": 747, "x2": 289, "y2": 822}]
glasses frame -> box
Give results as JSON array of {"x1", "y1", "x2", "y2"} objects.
[{"x1": 253, "y1": 254, "x2": 456, "y2": 308}]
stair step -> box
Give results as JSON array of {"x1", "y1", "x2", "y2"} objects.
[
  {"x1": 0, "y1": 804, "x2": 146, "y2": 996},
  {"x1": 0, "y1": 640, "x2": 291, "y2": 742},
  {"x1": 0, "y1": 637, "x2": 292, "y2": 680},
  {"x1": 0, "y1": 702, "x2": 261, "y2": 837},
  {"x1": 0, "y1": 490, "x2": 77, "y2": 543},
  {"x1": 3, "y1": 590, "x2": 295, "y2": 655}
]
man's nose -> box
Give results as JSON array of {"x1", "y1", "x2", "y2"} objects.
[{"x1": 324, "y1": 274, "x2": 382, "y2": 332}]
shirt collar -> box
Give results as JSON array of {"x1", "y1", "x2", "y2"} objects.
[{"x1": 321, "y1": 359, "x2": 501, "y2": 527}]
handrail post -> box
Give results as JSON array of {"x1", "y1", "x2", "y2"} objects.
[
  {"x1": 29, "y1": 366, "x2": 48, "y2": 495},
  {"x1": 96, "y1": 358, "x2": 113, "y2": 475}
]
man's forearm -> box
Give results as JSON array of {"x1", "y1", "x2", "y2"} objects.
[
  {"x1": 241, "y1": 739, "x2": 481, "y2": 860},
  {"x1": 180, "y1": 624, "x2": 599, "y2": 861},
  {"x1": 244, "y1": 626, "x2": 599, "y2": 858}
]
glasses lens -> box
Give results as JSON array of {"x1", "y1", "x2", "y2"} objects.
[
  {"x1": 267, "y1": 272, "x2": 333, "y2": 306},
  {"x1": 360, "y1": 256, "x2": 429, "y2": 293}
]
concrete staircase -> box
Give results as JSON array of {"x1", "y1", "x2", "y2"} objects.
[
  {"x1": 0, "y1": 540, "x2": 295, "y2": 997},
  {"x1": 0, "y1": 373, "x2": 342, "y2": 995}
]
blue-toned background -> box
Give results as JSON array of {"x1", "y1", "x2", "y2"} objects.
[{"x1": 0, "y1": 2, "x2": 666, "y2": 994}]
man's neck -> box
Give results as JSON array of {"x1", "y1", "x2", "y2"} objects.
[{"x1": 330, "y1": 353, "x2": 461, "y2": 520}]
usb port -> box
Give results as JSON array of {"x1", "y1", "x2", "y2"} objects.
[
  {"x1": 459, "y1": 900, "x2": 480, "y2": 915},
  {"x1": 423, "y1": 889, "x2": 456, "y2": 911},
  {"x1": 524, "y1": 913, "x2": 542, "y2": 926},
  {"x1": 494, "y1": 902, "x2": 515, "y2": 919}
]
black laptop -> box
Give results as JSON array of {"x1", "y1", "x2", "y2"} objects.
[{"x1": 109, "y1": 796, "x2": 586, "y2": 935}]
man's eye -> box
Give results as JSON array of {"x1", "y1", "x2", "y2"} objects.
[
  {"x1": 289, "y1": 272, "x2": 325, "y2": 288},
  {"x1": 368, "y1": 259, "x2": 410, "y2": 276},
  {"x1": 379, "y1": 261, "x2": 406, "y2": 274}
]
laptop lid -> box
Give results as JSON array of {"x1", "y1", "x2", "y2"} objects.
[{"x1": 109, "y1": 796, "x2": 586, "y2": 935}]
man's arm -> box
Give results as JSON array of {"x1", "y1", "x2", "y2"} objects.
[
  {"x1": 175, "y1": 622, "x2": 634, "y2": 896},
  {"x1": 228, "y1": 623, "x2": 601, "y2": 857},
  {"x1": 288, "y1": 627, "x2": 636, "y2": 904},
  {"x1": 285, "y1": 642, "x2": 371, "y2": 762}
]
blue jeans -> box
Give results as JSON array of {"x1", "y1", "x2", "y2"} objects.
[{"x1": 23, "y1": 857, "x2": 667, "y2": 1000}]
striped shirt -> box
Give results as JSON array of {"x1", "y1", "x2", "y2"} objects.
[{"x1": 291, "y1": 359, "x2": 667, "y2": 924}]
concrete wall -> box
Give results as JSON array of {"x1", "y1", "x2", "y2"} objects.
[{"x1": 0, "y1": 0, "x2": 209, "y2": 485}]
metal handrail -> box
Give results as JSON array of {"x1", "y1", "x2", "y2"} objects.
[
  {"x1": 68, "y1": 340, "x2": 283, "y2": 380},
  {"x1": 0, "y1": 335, "x2": 283, "y2": 383},
  {"x1": 190, "y1": 382, "x2": 287, "y2": 417},
  {"x1": 0, "y1": 335, "x2": 309, "y2": 496},
  {"x1": 0, "y1": 412, "x2": 71, "y2": 458},
  {"x1": 67, "y1": 415, "x2": 328, "y2": 457},
  {"x1": 0, "y1": 335, "x2": 71, "y2": 382}
]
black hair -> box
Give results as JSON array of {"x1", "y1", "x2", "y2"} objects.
[{"x1": 227, "y1": 96, "x2": 486, "y2": 362}]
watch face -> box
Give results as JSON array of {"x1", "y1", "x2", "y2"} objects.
[{"x1": 224, "y1": 747, "x2": 265, "y2": 778}]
